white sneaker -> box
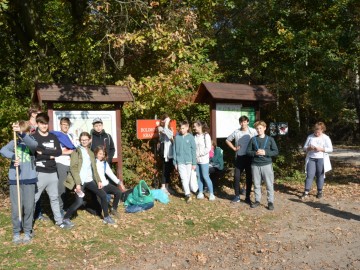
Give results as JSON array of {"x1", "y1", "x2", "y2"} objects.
[
  {"x1": 197, "y1": 192, "x2": 204, "y2": 199},
  {"x1": 209, "y1": 194, "x2": 216, "y2": 201},
  {"x1": 161, "y1": 187, "x2": 170, "y2": 195}
]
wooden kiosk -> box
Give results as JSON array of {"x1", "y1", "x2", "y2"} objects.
[
  {"x1": 33, "y1": 83, "x2": 134, "y2": 178},
  {"x1": 193, "y1": 82, "x2": 275, "y2": 139}
]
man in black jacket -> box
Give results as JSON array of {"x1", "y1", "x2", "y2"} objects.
[{"x1": 90, "y1": 118, "x2": 115, "y2": 164}]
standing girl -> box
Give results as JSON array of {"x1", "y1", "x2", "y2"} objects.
[
  {"x1": 301, "y1": 122, "x2": 333, "y2": 199},
  {"x1": 63, "y1": 132, "x2": 115, "y2": 225},
  {"x1": 94, "y1": 145, "x2": 126, "y2": 218},
  {"x1": 193, "y1": 120, "x2": 215, "y2": 201}
]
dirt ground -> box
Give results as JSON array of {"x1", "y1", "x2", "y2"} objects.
[{"x1": 115, "y1": 150, "x2": 360, "y2": 270}]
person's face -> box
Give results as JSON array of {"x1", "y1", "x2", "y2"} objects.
[
  {"x1": 80, "y1": 136, "x2": 91, "y2": 147},
  {"x1": 193, "y1": 123, "x2": 202, "y2": 134},
  {"x1": 96, "y1": 150, "x2": 105, "y2": 161},
  {"x1": 240, "y1": 120, "x2": 249, "y2": 129},
  {"x1": 180, "y1": 124, "x2": 189, "y2": 135},
  {"x1": 314, "y1": 127, "x2": 323, "y2": 137},
  {"x1": 37, "y1": 122, "x2": 49, "y2": 133},
  {"x1": 93, "y1": 123, "x2": 103, "y2": 133},
  {"x1": 255, "y1": 125, "x2": 266, "y2": 135},
  {"x1": 60, "y1": 121, "x2": 70, "y2": 133},
  {"x1": 31, "y1": 110, "x2": 41, "y2": 119}
]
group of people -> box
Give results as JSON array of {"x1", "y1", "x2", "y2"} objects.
[
  {"x1": 1, "y1": 105, "x2": 126, "y2": 244},
  {"x1": 157, "y1": 114, "x2": 333, "y2": 211},
  {"x1": 1, "y1": 105, "x2": 333, "y2": 245}
]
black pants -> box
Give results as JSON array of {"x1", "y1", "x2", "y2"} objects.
[
  {"x1": 234, "y1": 155, "x2": 252, "y2": 198},
  {"x1": 162, "y1": 158, "x2": 174, "y2": 185},
  {"x1": 64, "y1": 181, "x2": 109, "y2": 219},
  {"x1": 103, "y1": 184, "x2": 121, "y2": 210}
]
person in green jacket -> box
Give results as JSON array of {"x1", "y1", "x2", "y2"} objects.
[
  {"x1": 173, "y1": 120, "x2": 196, "y2": 203},
  {"x1": 63, "y1": 132, "x2": 115, "y2": 226}
]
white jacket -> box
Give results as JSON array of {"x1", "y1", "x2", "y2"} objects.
[
  {"x1": 195, "y1": 133, "x2": 212, "y2": 164},
  {"x1": 96, "y1": 159, "x2": 121, "y2": 187}
]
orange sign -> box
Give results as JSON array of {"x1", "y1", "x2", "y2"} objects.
[{"x1": 136, "y1": 119, "x2": 177, "y2": 139}]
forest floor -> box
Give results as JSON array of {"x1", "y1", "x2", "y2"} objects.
[{"x1": 0, "y1": 148, "x2": 359, "y2": 270}]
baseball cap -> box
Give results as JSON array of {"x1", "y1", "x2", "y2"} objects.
[{"x1": 92, "y1": 117, "x2": 103, "y2": 125}]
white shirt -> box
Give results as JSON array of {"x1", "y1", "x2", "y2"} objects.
[
  {"x1": 227, "y1": 127, "x2": 257, "y2": 156},
  {"x1": 96, "y1": 159, "x2": 120, "y2": 187}
]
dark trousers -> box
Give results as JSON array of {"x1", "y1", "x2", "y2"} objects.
[
  {"x1": 103, "y1": 184, "x2": 121, "y2": 210},
  {"x1": 234, "y1": 155, "x2": 252, "y2": 197},
  {"x1": 64, "y1": 181, "x2": 109, "y2": 219},
  {"x1": 162, "y1": 158, "x2": 174, "y2": 185}
]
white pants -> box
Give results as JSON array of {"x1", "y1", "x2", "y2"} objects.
[{"x1": 178, "y1": 164, "x2": 192, "y2": 196}]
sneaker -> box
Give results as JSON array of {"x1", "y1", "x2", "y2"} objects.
[
  {"x1": 12, "y1": 234, "x2": 22, "y2": 245},
  {"x1": 23, "y1": 234, "x2": 32, "y2": 244},
  {"x1": 316, "y1": 192, "x2": 323, "y2": 199},
  {"x1": 268, "y1": 202, "x2": 274, "y2": 210},
  {"x1": 103, "y1": 216, "x2": 116, "y2": 225},
  {"x1": 244, "y1": 197, "x2": 252, "y2": 204},
  {"x1": 110, "y1": 208, "x2": 120, "y2": 218},
  {"x1": 63, "y1": 218, "x2": 75, "y2": 227},
  {"x1": 58, "y1": 222, "x2": 73, "y2": 230},
  {"x1": 166, "y1": 186, "x2": 176, "y2": 195},
  {"x1": 300, "y1": 192, "x2": 309, "y2": 200},
  {"x1": 209, "y1": 194, "x2": 216, "y2": 201},
  {"x1": 36, "y1": 214, "x2": 50, "y2": 221},
  {"x1": 251, "y1": 201, "x2": 260, "y2": 208},
  {"x1": 161, "y1": 187, "x2": 170, "y2": 195},
  {"x1": 185, "y1": 195, "x2": 192, "y2": 204},
  {"x1": 197, "y1": 192, "x2": 205, "y2": 199},
  {"x1": 231, "y1": 196, "x2": 240, "y2": 203},
  {"x1": 240, "y1": 188, "x2": 246, "y2": 195}
]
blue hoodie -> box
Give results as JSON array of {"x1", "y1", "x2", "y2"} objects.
[{"x1": 0, "y1": 134, "x2": 38, "y2": 185}]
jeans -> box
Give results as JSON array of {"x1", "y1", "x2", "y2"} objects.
[
  {"x1": 162, "y1": 158, "x2": 174, "y2": 185},
  {"x1": 305, "y1": 158, "x2": 324, "y2": 192},
  {"x1": 234, "y1": 155, "x2": 252, "y2": 198},
  {"x1": 103, "y1": 184, "x2": 121, "y2": 210},
  {"x1": 196, "y1": 163, "x2": 214, "y2": 194}
]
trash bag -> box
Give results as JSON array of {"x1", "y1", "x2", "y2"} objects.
[
  {"x1": 151, "y1": 189, "x2": 170, "y2": 204},
  {"x1": 124, "y1": 180, "x2": 154, "y2": 206}
]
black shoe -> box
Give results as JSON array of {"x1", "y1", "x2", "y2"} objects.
[
  {"x1": 251, "y1": 201, "x2": 260, "y2": 208},
  {"x1": 316, "y1": 192, "x2": 323, "y2": 199},
  {"x1": 244, "y1": 197, "x2": 252, "y2": 205},
  {"x1": 268, "y1": 202, "x2": 274, "y2": 210},
  {"x1": 240, "y1": 188, "x2": 246, "y2": 196},
  {"x1": 185, "y1": 195, "x2": 192, "y2": 204}
]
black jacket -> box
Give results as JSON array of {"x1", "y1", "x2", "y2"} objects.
[{"x1": 90, "y1": 129, "x2": 115, "y2": 164}]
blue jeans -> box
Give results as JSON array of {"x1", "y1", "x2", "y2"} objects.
[
  {"x1": 305, "y1": 158, "x2": 324, "y2": 192},
  {"x1": 196, "y1": 163, "x2": 214, "y2": 194}
]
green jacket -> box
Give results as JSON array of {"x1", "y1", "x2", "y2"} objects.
[{"x1": 64, "y1": 147, "x2": 101, "y2": 190}]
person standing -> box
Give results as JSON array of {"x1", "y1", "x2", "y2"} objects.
[
  {"x1": 90, "y1": 118, "x2": 115, "y2": 164},
  {"x1": 32, "y1": 113, "x2": 72, "y2": 229},
  {"x1": 173, "y1": 121, "x2": 197, "y2": 203},
  {"x1": 27, "y1": 103, "x2": 42, "y2": 134},
  {"x1": 246, "y1": 121, "x2": 278, "y2": 210},
  {"x1": 50, "y1": 117, "x2": 78, "y2": 214},
  {"x1": 193, "y1": 120, "x2": 215, "y2": 201},
  {"x1": 301, "y1": 122, "x2": 333, "y2": 199},
  {"x1": 0, "y1": 121, "x2": 38, "y2": 244},
  {"x1": 157, "y1": 114, "x2": 174, "y2": 195},
  {"x1": 226, "y1": 115, "x2": 257, "y2": 204}
]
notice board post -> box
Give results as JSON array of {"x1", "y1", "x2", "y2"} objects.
[{"x1": 194, "y1": 82, "x2": 275, "y2": 140}]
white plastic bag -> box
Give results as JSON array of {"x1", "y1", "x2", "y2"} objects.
[{"x1": 190, "y1": 169, "x2": 198, "y2": 193}]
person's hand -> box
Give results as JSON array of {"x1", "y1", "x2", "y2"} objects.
[
  {"x1": 75, "y1": 185, "x2": 82, "y2": 193},
  {"x1": 175, "y1": 165, "x2": 178, "y2": 171},
  {"x1": 12, "y1": 122, "x2": 21, "y2": 133},
  {"x1": 235, "y1": 146, "x2": 240, "y2": 151},
  {"x1": 13, "y1": 157, "x2": 20, "y2": 167},
  {"x1": 256, "y1": 149, "x2": 265, "y2": 156},
  {"x1": 192, "y1": 165, "x2": 196, "y2": 170},
  {"x1": 314, "y1": 146, "x2": 323, "y2": 152},
  {"x1": 98, "y1": 182, "x2": 103, "y2": 189},
  {"x1": 118, "y1": 182, "x2": 127, "y2": 192}
]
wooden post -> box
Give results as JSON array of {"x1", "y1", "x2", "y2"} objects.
[{"x1": 115, "y1": 103, "x2": 123, "y2": 179}]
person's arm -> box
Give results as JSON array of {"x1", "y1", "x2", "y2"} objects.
[
  {"x1": 107, "y1": 135, "x2": 115, "y2": 163},
  {"x1": 246, "y1": 138, "x2": 256, "y2": 157},
  {"x1": 303, "y1": 135, "x2": 312, "y2": 152},
  {"x1": 323, "y1": 135, "x2": 333, "y2": 153},
  {"x1": 0, "y1": 141, "x2": 16, "y2": 160},
  {"x1": 20, "y1": 134, "x2": 38, "y2": 154},
  {"x1": 37, "y1": 136, "x2": 62, "y2": 157},
  {"x1": 69, "y1": 150, "x2": 82, "y2": 186},
  {"x1": 226, "y1": 131, "x2": 239, "y2": 152},
  {"x1": 172, "y1": 136, "x2": 177, "y2": 167},
  {"x1": 104, "y1": 161, "x2": 120, "y2": 185},
  {"x1": 266, "y1": 137, "x2": 279, "y2": 157},
  {"x1": 191, "y1": 135, "x2": 197, "y2": 168}
]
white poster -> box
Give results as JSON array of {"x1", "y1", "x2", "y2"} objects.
[
  {"x1": 216, "y1": 103, "x2": 242, "y2": 138},
  {"x1": 52, "y1": 110, "x2": 117, "y2": 158}
]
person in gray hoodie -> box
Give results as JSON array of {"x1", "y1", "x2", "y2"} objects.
[{"x1": 0, "y1": 121, "x2": 38, "y2": 244}]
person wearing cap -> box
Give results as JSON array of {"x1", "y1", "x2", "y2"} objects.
[{"x1": 90, "y1": 118, "x2": 115, "y2": 165}]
